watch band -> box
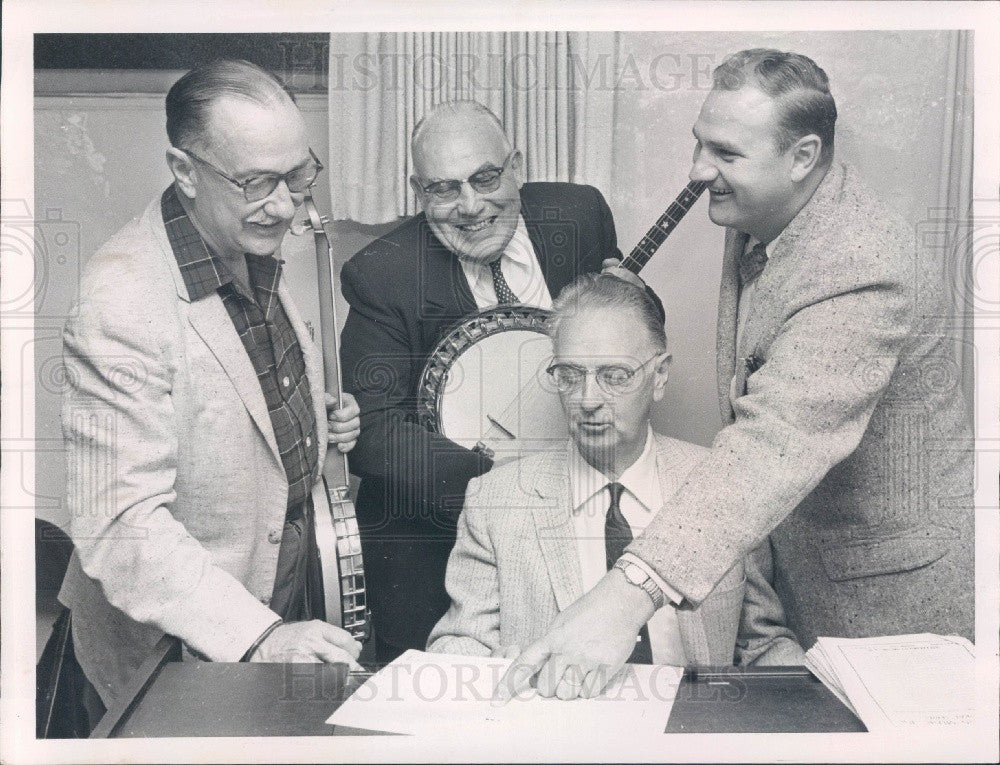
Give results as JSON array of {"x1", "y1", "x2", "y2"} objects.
[{"x1": 613, "y1": 558, "x2": 665, "y2": 610}]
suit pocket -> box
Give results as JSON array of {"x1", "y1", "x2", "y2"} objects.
[{"x1": 819, "y1": 526, "x2": 955, "y2": 582}]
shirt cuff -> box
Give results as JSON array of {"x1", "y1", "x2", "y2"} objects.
[{"x1": 619, "y1": 552, "x2": 684, "y2": 607}]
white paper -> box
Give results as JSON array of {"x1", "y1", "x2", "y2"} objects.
[
  {"x1": 807, "y1": 634, "x2": 975, "y2": 731},
  {"x1": 327, "y1": 650, "x2": 682, "y2": 739}
]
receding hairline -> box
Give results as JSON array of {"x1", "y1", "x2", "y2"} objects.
[
  {"x1": 165, "y1": 59, "x2": 298, "y2": 152},
  {"x1": 553, "y1": 302, "x2": 666, "y2": 353},
  {"x1": 549, "y1": 275, "x2": 668, "y2": 356},
  {"x1": 411, "y1": 101, "x2": 511, "y2": 166}
]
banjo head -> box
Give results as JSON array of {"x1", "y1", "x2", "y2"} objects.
[{"x1": 419, "y1": 306, "x2": 568, "y2": 458}]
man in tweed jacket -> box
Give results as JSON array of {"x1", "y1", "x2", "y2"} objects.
[
  {"x1": 499, "y1": 49, "x2": 972, "y2": 701},
  {"x1": 57, "y1": 61, "x2": 363, "y2": 724},
  {"x1": 431, "y1": 275, "x2": 804, "y2": 693}
]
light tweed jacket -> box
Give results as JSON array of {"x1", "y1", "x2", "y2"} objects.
[
  {"x1": 628, "y1": 163, "x2": 974, "y2": 645},
  {"x1": 58, "y1": 197, "x2": 331, "y2": 705},
  {"x1": 428, "y1": 434, "x2": 805, "y2": 666}
]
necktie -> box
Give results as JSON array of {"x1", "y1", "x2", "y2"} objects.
[
  {"x1": 604, "y1": 483, "x2": 654, "y2": 664},
  {"x1": 739, "y1": 242, "x2": 768, "y2": 286},
  {"x1": 489, "y1": 258, "x2": 519, "y2": 305}
]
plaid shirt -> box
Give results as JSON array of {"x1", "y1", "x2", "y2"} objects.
[{"x1": 161, "y1": 186, "x2": 319, "y2": 515}]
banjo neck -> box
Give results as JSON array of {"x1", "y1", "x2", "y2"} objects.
[
  {"x1": 619, "y1": 179, "x2": 707, "y2": 274},
  {"x1": 303, "y1": 195, "x2": 371, "y2": 642}
]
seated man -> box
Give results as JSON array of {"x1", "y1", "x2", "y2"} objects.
[
  {"x1": 340, "y1": 99, "x2": 653, "y2": 663},
  {"x1": 429, "y1": 274, "x2": 803, "y2": 692}
]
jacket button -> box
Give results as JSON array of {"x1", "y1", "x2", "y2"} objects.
[{"x1": 268, "y1": 529, "x2": 282, "y2": 544}]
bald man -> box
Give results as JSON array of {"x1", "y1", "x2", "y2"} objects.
[{"x1": 340, "y1": 100, "x2": 631, "y2": 662}]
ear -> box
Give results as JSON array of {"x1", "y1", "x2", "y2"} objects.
[
  {"x1": 167, "y1": 148, "x2": 198, "y2": 199},
  {"x1": 789, "y1": 134, "x2": 822, "y2": 182},
  {"x1": 651, "y1": 351, "x2": 671, "y2": 402},
  {"x1": 508, "y1": 149, "x2": 525, "y2": 187},
  {"x1": 409, "y1": 175, "x2": 426, "y2": 208}
]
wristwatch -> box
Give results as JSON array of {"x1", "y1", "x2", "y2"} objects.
[{"x1": 613, "y1": 558, "x2": 666, "y2": 610}]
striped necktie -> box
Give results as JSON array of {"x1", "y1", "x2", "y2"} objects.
[{"x1": 739, "y1": 241, "x2": 768, "y2": 286}]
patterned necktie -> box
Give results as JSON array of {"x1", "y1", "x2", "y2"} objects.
[
  {"x1": 489, "y1": 258, "x2": 519, "y2": 305},
  {"x1": 739, "y1": 242, "x2": 768, "y2": 286},
  {"x1": 604, "y1": 482, "x2": 654, "y2": 665}
]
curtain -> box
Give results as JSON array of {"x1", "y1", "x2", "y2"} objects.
[
  {"x1": 937, "y1": 31, "x2": 975, "y2": 408},
  {"x1": 328, "y1": 32, "x2": 617, "y2": 224}
]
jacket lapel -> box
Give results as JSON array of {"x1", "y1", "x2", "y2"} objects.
[
  {"x1": 186, "y1": 297, "x2": 281, "y2": 468},
  {"x1": 150, "y1": 200, "x2": 286, "y2": 466},
  {"x1": 716, "y1": 228, "x2": 746, "y2": 424},
  {"x1": 529, "y1": 450, "x2": 585, "y2": 611},
  {"x1": 418, "y1": 216, "x2": 477, "y2": 322},
  {"x1": 148, "y1": 201, "x2": 282, "y2": 470},
  {"x1": 521, "y1": 189, "x2": 577, "y2": 297}
]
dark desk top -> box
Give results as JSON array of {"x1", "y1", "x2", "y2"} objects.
[
  {"x1": 113, "y1": 663, "x2": 383, "y2": 738},
  {"x1": 104, "y1": 662, "x2": 865, "y2": 738}
]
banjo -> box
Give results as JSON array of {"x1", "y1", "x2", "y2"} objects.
[
  {"x1": 417, "y1": 180, "x2": 707, "y2": 462},
  {"x1": 302, "y1": 195, "x2": 370, "y2": 641}
]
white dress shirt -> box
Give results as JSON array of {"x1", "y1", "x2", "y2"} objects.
[
  {"x1": 459, "y1": 217, "x2": 552, "y2": 310},
  {"x1": 568, "y1": 427, "x2": 687, "y2": 666}
]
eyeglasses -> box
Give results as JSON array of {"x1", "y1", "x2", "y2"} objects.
[
  {"x1": 417, "y1": 152, "x2": 515, "y2": 203},
  {"x1": 182, "y1": 147, "x2": 324, "y2": 203},
  {"x1": 546, "y1": 353, "x2": 663, "y2": 397}
]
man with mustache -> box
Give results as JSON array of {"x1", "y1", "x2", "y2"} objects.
[
  {"x1": 429, "y1": 274, "x2": 804, "y2": 683},
  {"x1": 498, "y1": 48, "x2": 973, "y2": 701},
  {"x1": 57, "y1": 59, "x2": 363, "y2": 731},
  {"x1": 340, "y1": 100, "x2": 644, "y2": 663}
]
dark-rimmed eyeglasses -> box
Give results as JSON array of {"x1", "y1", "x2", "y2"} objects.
[
  {"x1": 182, "y1": 147, "x2": 324, "y2": 203},
  {"x1": 546, "y1": 353, "x2": 663, "y2": 397},
  {"x1": 417, "y1": 152, "x2": 515, "y2": 203}
]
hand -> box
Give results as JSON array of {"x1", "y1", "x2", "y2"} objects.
[
  {"x1": 600, "y1": 257, "x2": 646, "y2": 291},
  {"x1": 493, "y1": 568, "x2": 653, "y2": 703},
  {"x1": 250, "y1": 620, "x2": 364, "y2": 668},
  {"x1": 491, "y1": 644, "x2": 521, "y2": 659},
  {"x1": 326, "y1": 391, "x2": 361, "y2": 453}
]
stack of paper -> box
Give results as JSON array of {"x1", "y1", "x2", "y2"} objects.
[
  {"x1": 328, "y1": 650, "x2": 683, "y2": 739},
  {"x1": 805, "y1": 633, "x2": 975, "y2": 730}
]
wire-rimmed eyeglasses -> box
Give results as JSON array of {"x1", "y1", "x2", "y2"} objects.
[{"x1": 545, "y1": 353, "x2": 664, "y2": 397}]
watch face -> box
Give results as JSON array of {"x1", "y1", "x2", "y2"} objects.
[{"x1": 624, "y1": 565, "x2": 644, "y2": 585}]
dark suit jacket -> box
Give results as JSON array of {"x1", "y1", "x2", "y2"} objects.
[{"x1": 340, "y1": 182, "x2": 620, "y2": 651}]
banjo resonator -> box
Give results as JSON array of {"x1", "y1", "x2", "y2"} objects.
[{"x1": 417, "y1": 180, "x2": 707, "y2": 462}]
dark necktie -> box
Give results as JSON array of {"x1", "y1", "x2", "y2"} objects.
[
  {"x1": 604, "y1": 482, "x2": 654, "y2": 665},
  {"x1": 489, "y1": 258, "x2": 519, "y2": 305},
  {"x1": 739, "y1": 241, "x2": 768, "y2": 286}
]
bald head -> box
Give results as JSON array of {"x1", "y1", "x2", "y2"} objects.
[{"x1": 411, "y1": 101, "x2": 511, "y2": 174}]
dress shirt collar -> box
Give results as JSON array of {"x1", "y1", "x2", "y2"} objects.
[
  {"x1": 745, "y1": 228, "x2": 784, "y2": 260},
  {"x1": 161, "y1": 184, "x2": 282, "y2": 312},
  {"x1": 460, "y1": 214, "x2": 535, "y2": 290},
  {"x1": 568, "y1": 425, "x2": 658, "y2": 513}
]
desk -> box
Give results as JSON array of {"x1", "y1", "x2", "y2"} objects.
[
  {"x1": 93, "y1": 644, "x2": 865, "y2": 737},
  {"x1": 109, "y1": 663, "x2": 382, "y2": 737}
]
